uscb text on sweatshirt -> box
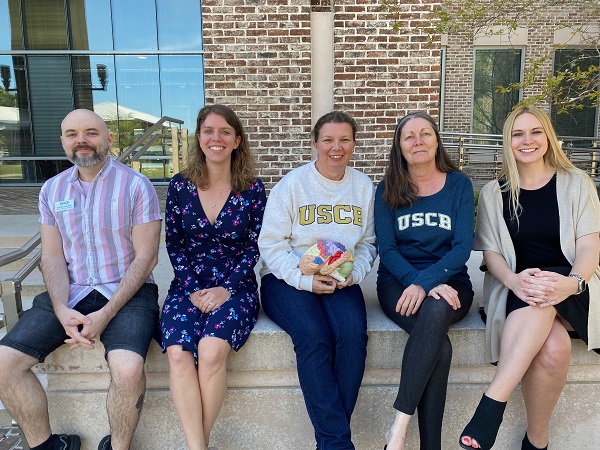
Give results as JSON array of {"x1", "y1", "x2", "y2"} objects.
[
  {"x1": 259, "y1": 161, "x2": 377, "y2": 292},
  {"x1": 375, "y1": 170, "x2": 474, "y2": 293}
]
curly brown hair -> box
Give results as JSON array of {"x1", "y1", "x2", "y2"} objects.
[{"x1": 182, "y1": 104, "x2": 256, "y2": 194}]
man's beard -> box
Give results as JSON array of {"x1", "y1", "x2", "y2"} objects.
[{"x1": 68, "y1": 145, "x2": 109, "y2": 167}]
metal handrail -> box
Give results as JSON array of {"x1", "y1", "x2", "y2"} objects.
[
  {"x1": 119, "y1": 116, "x2": 183, "y2": 162},
  {"x1": 439, "y1": 132, "x2": 600, "y2": 188},
  {"x1": 131, "y1": 134, "x2": 172, "y2": 160},
  {"x1": 0, "y1": 116, "x2": 184, "y2": 330},
  {"x1": 0, "y1": 235, "x2": 42, "y2": 268}
]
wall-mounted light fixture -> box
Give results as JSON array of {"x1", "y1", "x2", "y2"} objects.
[
  {"x1": 92, "y1": 64, "x2": 108, "y2": 91},
  {"x1": 0, "y1": 65, "x2": 15, "y2": 91}
]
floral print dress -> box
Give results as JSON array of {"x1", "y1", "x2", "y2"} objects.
[{"x1": 160, "y1": 173, "x2": 266, "y2": 357}]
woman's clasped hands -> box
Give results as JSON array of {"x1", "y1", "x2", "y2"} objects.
[
  {"x1": 312, "y1": 273, "x2": 354, "y2": 294},
  {"x1": 190, "y1": 286, "x2": 231, "y2": 313},
  {"x1": 509, "y1": 268, "x2": 573, "y2": 307}
]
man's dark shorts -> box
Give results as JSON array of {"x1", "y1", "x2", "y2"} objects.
[{"x1": 0, "y1": 283, "x2": 159, "y2": 362}]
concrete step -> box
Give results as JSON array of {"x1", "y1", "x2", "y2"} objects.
[
  {"x1": 0, "y1": 216, "x2": 40, "y2": 248},
  {"x1": 0, "y1": 271, "x2": 44, "y2": 299},
  {"x1": 31, "y1": 305, "x2": 600, "y2": 450},
  {"x1": 0, "y1": 236, "x2": 35, "y2": 250},
  {"x1": 0, "y1": 297, "x2": 33, "y2": 317},
  {"x1": 2, "y1": 226, "x2": 599, "y2": 449}
]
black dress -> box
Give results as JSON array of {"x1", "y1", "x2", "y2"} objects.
[{"x1": 501, "y1": 175, "x2": 597, "y2": 352}]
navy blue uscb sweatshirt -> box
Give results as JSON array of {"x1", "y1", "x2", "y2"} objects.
[{"x1": 375, "y1": 170, "x2": 474, "y2": 292}]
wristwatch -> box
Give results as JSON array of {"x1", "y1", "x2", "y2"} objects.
[{"x1": 568, "y1": 274, "x2": 587, "y2": 295}]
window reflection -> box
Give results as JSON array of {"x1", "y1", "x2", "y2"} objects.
[
  {"x1": 0, "y1": 0, "x2": 13, "y2": 51},
  {"x1": 114, "y1": 56, "x2": 161, "y2": 152},
  {"x1": 473, "y1": 49, "x2": 522, "y2": 134},
  {"x1": 157, "y1": 0, "x2": 203, "y2": 51},
  {"x1": 68, "y1": 0, "x2": 113, "y2": 50},
  {"x1": 112, "y1": 0, "x2": 157, "y2": 51},
  {"x1": 23, "y1": 0, "x2": 68, "y2": 50},
  {"x1": 551, "y1": 49, "x2": 599, "y2": 138},
  {"x1": 28, "y1": 56, "x2": 74, "y2": 156},
  {"x1": 160, "y1": 56, "x2": 205, "y2": 131},
  {"x1": 0, "y1": 0, "x2": 204, "y2": 183},
  {"x1": 0, "y1": 56, "x2": 31, "y2": 174}
]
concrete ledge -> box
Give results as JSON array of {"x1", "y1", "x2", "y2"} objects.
[
  {"x1": 5, "y1": 253, "x2": 600, "y2": 449},
  {"x1": 42, "y1": 376, "x2": 600, "y2": 450},
  {"x1": 4, "y1": 324, "x2": 600, "y2": 449}
]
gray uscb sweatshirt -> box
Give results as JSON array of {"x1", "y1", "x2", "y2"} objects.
[{"x1": 258, "y1": 161, "x2": 377, "y2": 292}]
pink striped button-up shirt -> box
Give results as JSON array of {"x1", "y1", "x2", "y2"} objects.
[{"x1": 39, "y1": 158, "x2": 162, "y2": 308}]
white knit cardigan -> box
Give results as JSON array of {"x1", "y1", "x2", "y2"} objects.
[{"x1": 474, "y1": 170, "x2": 600, "y2": 363}]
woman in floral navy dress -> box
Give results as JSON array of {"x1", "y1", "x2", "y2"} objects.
[{"x1": 160, "y1": 104, "x2": 266, "y2": 450}]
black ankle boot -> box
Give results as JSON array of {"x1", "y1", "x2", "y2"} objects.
[
  {"x1": 522, "y1": 432, "x2": 548, "y2": 450},
  {"x1": 459, "y1": 394, "x2": 507, "y2": 450}
]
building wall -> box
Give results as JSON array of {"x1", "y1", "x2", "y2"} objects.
[
  {"x1": 202, "y1": 1, "x2": 312, "y2": 188},
  {"x1": 201, "y1": 0, "x2": 598, "y2": 189},
  {"x1": 442, "y1": 2, "x2": 598, "y2": 134},
  {"x1": 201, "y1": 0, "x2": 441, "y2": 188}
]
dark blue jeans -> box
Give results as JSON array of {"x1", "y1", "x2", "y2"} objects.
[
  {"x1": 261, "y1": 274, "x2": 367, "y2": 450},
  {"x1": 377, "y1": 280, "x2": 473, "y2": 450}
]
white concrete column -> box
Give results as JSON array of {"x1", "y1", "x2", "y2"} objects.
[{"x1": 311, "y1": 10, "x2": 334, "y2": 158}]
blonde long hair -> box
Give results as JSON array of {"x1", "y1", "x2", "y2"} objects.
[{"x1": 499, "y1": 105, "x2": 578, "y2": 221}]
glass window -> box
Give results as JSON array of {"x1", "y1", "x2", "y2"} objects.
[
  {"x1": 68, "y1": 0, "x2": 113, "y2": 50},
  {"x1": 473, "y1": 49, "x2": 522, "y2": 134},
  {"x1": 23, "y1": 0, "x2": 68, "y2": 50},
  {"x1": 157, "y1": 0, "x2": 203, "y2": 51},
  {"x1": 0, "y1": 0, "x2": 204, "y2": 184},
  {"x1": 160, "y1": 55, "x2": 204, "y2": 130},
  {"x1": 112, "y1": 0, "x2": 158, "y2": 51},
  {"x1": 551, "y1": 49, "x2": 599, "y2": 137},
  {"x1": 0, "y1": 1, "x2": 10, "y2": 50},
  {"x1": 1, "y1": 0, "x2": 24, "y2": 51},
  {"x1": 0, "y1": 56, "x2": 31, "y2": 161},
  {"x1": 28, "y1": 56, "x2": 74, "y2": 156},
  {"x1": 113, "y1": 55, "x2": 161, "y2": 152},
  {"x1": 0, "y1": 56, "x2": 18, "y2": 94},
  {"x1": 71, "y1": 55, "x2": 116, "y2": 111}
]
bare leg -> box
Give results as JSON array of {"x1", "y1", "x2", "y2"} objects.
[
  {"x1": 106, "y1": 350, "x2": 147, "y2": 450},
  {"x1": 197, "y1": 337, "x2": 231, "y2": 446},
  {"x1": 0, "y1": 346, "x2": 51, "y2": 447},
  {"x1": 521, "y1": 319, "x2": 570, "y2": 448},
  {"x1": 486, "y1": 306, "x2": 557, "y2": 401},
  {"x1": 385, "y1": 411, "x2": 411, "y2": 450},
  {"x1": 462, "y1": 306, "x2": 556, "y2": 448},
  {"x1": 167, "y1": 345, "x2": 207, "y2": 450}
]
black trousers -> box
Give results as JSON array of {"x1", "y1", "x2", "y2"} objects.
[{"x1": 377, "y1": 280, "x2": 473, "y2": 450}]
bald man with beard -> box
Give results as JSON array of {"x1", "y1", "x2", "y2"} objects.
[{"x1": 0, "y1": 109, "x2": 162, "y2": 450}]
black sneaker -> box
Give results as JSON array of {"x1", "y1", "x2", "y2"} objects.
[
  {"x1": 55, "y1": 434, "x2": 81, "y2": 450},
  {"x1": 98, "y1": 435, "x2": 111, "y2": 450}
]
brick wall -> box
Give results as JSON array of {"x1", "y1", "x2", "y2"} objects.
[
  {"x1": 202, "y1": 1, "x2": 596, "y2": 187},
  {"x1": 442, "y1": 2, "x2": 597, "y2": 134},
  {"x1": 201, "y1": 0, "x2": 442, "y2": 188},
  {"x1": 201, "y1": 1, "x2": 313, "y2": 188},
  {"x1": 333, "y1": 0, "x2": 441, "y2": 181}
]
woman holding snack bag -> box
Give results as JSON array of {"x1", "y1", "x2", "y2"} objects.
[{"x1": 258, "y1": 111, "x2": 377, "y2": 450}]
